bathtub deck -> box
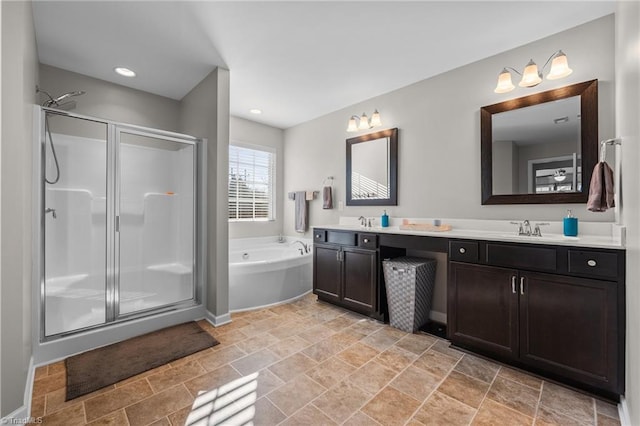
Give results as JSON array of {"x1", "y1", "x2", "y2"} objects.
[{"x1": 31, "y1": 293, "x2": 620, "y2": 426}]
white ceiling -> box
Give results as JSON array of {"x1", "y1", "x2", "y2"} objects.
[{"x1": 32, "y1": 1, "x2": 615, "y2": 129}]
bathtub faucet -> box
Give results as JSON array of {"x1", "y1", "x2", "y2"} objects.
[
  {"x1": 291, "y1": 240, "x2": 310, "y2": 253},
  {"x1": 277, "y1": 234, "x2": 286, "y2": 243}
]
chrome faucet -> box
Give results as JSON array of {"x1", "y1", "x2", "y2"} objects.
[
  {"x1": 522, "y1": 220, "x2": 532, "y2": 236},
  {"x1": 532, "y1": 222, "x2": 550, "y2": 237},
  {"x1": 291, "y1": 240, "x2": 309, "y2": 253}
]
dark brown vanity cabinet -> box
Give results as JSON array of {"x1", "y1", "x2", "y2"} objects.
[
  {"x1": 448, "y1": 241, "x2": 624, "y2": 396},
  {"x1": 313, "y1": 230, "x2": 381, "y2": 318}
]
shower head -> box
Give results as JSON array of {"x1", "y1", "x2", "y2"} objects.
[{"x1": 37, "y1": 86, "x2": 86, "y2": 107}]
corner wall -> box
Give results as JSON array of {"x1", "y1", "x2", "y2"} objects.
[
  {"x1": 283, "y1": 16, "x2": 616, "y2": 237},
  {"x1": 180, "y1": 68, "x2": 231, "y2": 322},
  {"x1": 229, "y1": 116, "x2": 284, "y2": 239},
  {"x1": 616, "y1": 1, "x2": 640, "y2": 424},
  {"x1": 0, "y1": 0, "x2": 39, "y2": 416}
]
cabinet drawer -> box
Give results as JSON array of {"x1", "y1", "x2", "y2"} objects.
[
  {"x1": 568, "y1": 250, "x2": 618, "y2": 279},
  {"x1": 358, "y1": 233, "x2": 378, "y2": 250},
  {"x1": 313, "y1": 229, "x2": 327, "y2": 243},
  {"x1": 487, "y1": 243, "x2": 556, "y2": 272},
  {"x1": 449, "y1": 241, "x2": 478, "y2": 262},
  {"x1": 327, "y1": 231, "x2": 356, "y2": 246}
]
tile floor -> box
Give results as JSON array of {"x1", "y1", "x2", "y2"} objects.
[{"x1": 31, "y1": 294, "x2": 621, "y2": 425}]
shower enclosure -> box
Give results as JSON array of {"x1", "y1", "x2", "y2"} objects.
[{"x1": 34, "y1": 107, "x2": 205, "y2": 341}]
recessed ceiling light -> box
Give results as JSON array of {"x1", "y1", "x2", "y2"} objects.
[
  {"x1": 249, "y1": 109, "x2": 262, "y2": 114},
  {"x1": 114, "y1": 67, "x2": 136, "y2": 77}
]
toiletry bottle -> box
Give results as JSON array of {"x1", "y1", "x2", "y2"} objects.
[
  {"x1": 563, "y1": 209, "x2": 578, "y2": 237},
  {"x1": 381, "y1": 210, "x2": 389, "y2": 228}
]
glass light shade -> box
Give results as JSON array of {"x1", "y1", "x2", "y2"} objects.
[
  {"x1": 370, "y1": 110, "x2": 382, "y2": 127},
  {"x1": 547, "y1": 51, "x2": 573, "y2": 80},
  {"x1": 553, "y1": 170, "x2": 567, "y2": 182},
  {"x1": 494, "y1": 69, "x2": 515, "y2": 93},
  {"x1": 519, "y1": 60, "x2": 542, "y2": 87},
  {"x1": 358, "y1": 113, "x2": 369, "y2": 130},
  {"x1": 346, "y1": 117, "x2": 358, "y2": 132}
]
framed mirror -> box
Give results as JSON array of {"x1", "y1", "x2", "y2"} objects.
[
  {"x1": 481, "y1": 79, "x2": 598, "y2": 205},
  {"x1": 346, "y1": 128, "x2": 398, "y2": 206}
]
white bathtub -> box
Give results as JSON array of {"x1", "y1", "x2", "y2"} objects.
[{"x1": 229, "y1": 237, "x2": 313, "y2": 312}]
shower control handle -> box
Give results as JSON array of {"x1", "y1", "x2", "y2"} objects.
[{"x1": 45, "y1": 208, "x2": 57, "y2": 219}]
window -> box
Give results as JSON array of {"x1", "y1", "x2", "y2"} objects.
[{"x1": 228, "y1": 144, "x2": 275, "y2": 221}]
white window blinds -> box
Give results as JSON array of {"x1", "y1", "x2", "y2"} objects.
[{"x1": 229, "y1": 144, "x2": 275, "y2": 221}]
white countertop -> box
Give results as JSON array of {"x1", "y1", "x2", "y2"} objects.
[{"x1": 313, "y1": 217, "x2": 625, "y2": 249}]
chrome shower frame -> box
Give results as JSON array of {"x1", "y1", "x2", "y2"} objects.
[{"x1": 32, "y1": 106, "x2": 208, "y2": 362}]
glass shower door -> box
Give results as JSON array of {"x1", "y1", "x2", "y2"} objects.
[
  {"x1": 43, "y1": 113, "x2": 109, "y2": 336},
  {"x1": 116, "y1": 129, "x2": 196, "y2": 316}
]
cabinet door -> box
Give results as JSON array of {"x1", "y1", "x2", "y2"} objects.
[
  {"x1": 519, "y1": 272, "x2": 619, "y2": 392},
  {"x1": 313, "y1": 245, "x2": 341, "y2": 303},
  {"x1": 448, "y1": 262, "x2": 518, "y2": 359},
  {"x1": 342, "y1": 248, "x2": 377, "y2": 314}
]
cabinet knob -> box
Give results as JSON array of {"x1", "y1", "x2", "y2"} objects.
[
  {"x1": 316, "y1": 234, "x2": 320, "y2": 238},
  {"x1": 587, "y1": 259, "x2": 597, "y2": 267},
  {"x1": 363, "y1": 238, "x2": 369, "y2": 243},
  {"x1": 459, "y1": 247, "x2": 466, "y2": 254}
]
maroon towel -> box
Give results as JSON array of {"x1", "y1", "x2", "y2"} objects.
[{"x1": 587, "y1": 162, "x2": 615, "y2": 212}]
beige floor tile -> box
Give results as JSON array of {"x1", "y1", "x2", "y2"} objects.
[
  {"x1": 148, "y1": 417, "x2": 171, "y2": 426},
  {"x1": 413, "y1": 391, "x2": 476, "y2": 426},
  {"x1": 597, "y1": 413, "x2": 622, "y2": 426},
  {"x1": 454, "y1": 354, "x2": 500, "y2": 383},
  {"x1": 487, "y1": 375, "x2": 540, "y2": 418},
  {"x1": 302, "y1": 337, "x2": 348, "y2": 363},
  {"x1": 305, "y1": 357, "x2": 357, "y2": 389},
  {"x1": 348, "y1": 318, "x2": 385, "y2": 336},
  {"x1": 30, "y1": 395, "x2": 45, "y2": 418},
  {"x1": 125, "y1": 384, "x2": 193, "y2": 426},
  {"x1": 183, "y1": 364, "x2": 242, "y2": 397},
  {"x1": 412, "y1": 349, "x2": 458, "y2": 379},
  {"x1": 214, "y1": 329, "x2": 249, "y2": 345},
  {"x1": 34, "y1": 365, "x2": 48, "y2": 381},
  {"x1": 361, "y1": 328, "x2": 405, "y2": 351},
  {"x1": 266, "y1": 375, "x2": 325, "y2": 416},
  {"x1": 86, "y1": 409, "x2": 129, "y2": 425},
  {"x1": 538, "y1": 382, "x2": 595, "y2": 425},
  {"x1": 375, "y1": 345, "x2": 418, "y2": 372},
  {"x1": 253, "y1": 368, "x2": 285, "y2": 398},
  {"x1": 251, "y1": 397, "x2": 287, "y2": 426},
  {"x1": 312, "y1": 380, "x2": 371, "y2": 423},
  {"x1": 336, "y1": 342, "x2": 380, "y2": 368},
  {"x1": 167, "y1": 405, "x2": 191, "y2": 426},
  {"x1": 390, "y1": 365, "x2": 441, "y2": 401},
  {"x1": 84, "y1": 379, "x2": 153, "y2": 422},
  {"x1": 361, "y1": 386, "x2": 421, "y2": 426},
  {"x1": 146, "y1": 360, "x2": 206, "y2": 393},
  {"x1": 268, "y1": 352, "x2": 317, "y2": 382},
  {"x1": 596, "y1": 399, "x2": 620, "y2": 419},
  {"x1": 437, "y1": 370, "x2": 490, "y2": 409},
  {"x1": 197, "y1": 345, "x2": 246, "y2": 371},
  {"x1": 45, "y1": 385, "x2": 115, "y2": 415},
  {"x1": 234, "y1": 333, "x2": 280, "y2": 354},
  {"x1": 324, "y1": 315, "x2": 359, "y2": 331},
  {"x1": 395, "y1": 333, "x2": 438, "y2": 355},
  {"x1": 349, "y1": 361, "x2": 398, "y2": 395},
  {"x1": 343, "y1": 411, "x2": 382, "y2": 426},
  {"x1": 472, "y1": 398, "x2": 533, "y2": 426},
  {"x1": 40, "y1": 402, "x2": 85, "y2": 426},
  {"x1": 279, "y1": 404, "x2": 337, "y2": 426},
  {"x1": 535, "y1": 404, "x2": 591, "y2": 426},
  {"x1": 115, "y1": 365, "x2": 171, "y2": 388},
  {"x1": 328, "y1": 328, "x2": 366, "y2": 346},
  {"x1": 498, "y1": 366, "x2": 543, "y2": 390},
  {"x1": 32, "y1": 372, "x2": 66, "y2": 398},
  {"x1": 230, "y1": 348, "x2": 281, "y2": 375},
  {"x1": 298, "y1": 324, "x2": 336, "y2": 343},
  {"x1": 431, "y1": 339, "x2": 464, "y2": 361},
  {"x1": 267, "y1": 335, "x2": 311, "y2": 358},
  {"x1": 48, "y1": 361, "x2": 66, "y2": 376}
]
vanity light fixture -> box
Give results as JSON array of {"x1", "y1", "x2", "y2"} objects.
[
  {"x1": 494, "y1": 50, "x2": 573, "y2": 94},
  {"x1": 346, "y1": 110, "x2": 382, "y2": 132},
  {"x1": 553, "y1": 169, "x2": 567, "y2": 182},
  {"x1": 114, "y1": 67, "x2": 136, "y2": 78}
]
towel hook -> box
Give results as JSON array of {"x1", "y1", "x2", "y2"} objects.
[
  {"x1": 600, "y1": 138, "x2": 622, "y2": 162},
  {"x1": 322, "y1": 176, "x2": 334, "y2": 186}
]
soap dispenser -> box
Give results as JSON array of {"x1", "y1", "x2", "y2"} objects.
[
  {"x1": 381, "y1": 210, "x2": 389, "y2": 228},
  {"x1": 563, "y1": 209, "x2": 578, "y2": 237}
]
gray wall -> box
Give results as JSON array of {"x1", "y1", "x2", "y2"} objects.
[
  {"x1": 180, "y1": 68, "x2": 231, "y2": 320},
  {"x1": 283, "y1": 16, "x2": 616, "y2": 238},
  {"x1": 616, "y1": 1, "x2": 640, "y2": 423},
  {"x1": 229, "y1": 116, "x2": 284, "y2": 239},
  {"x1": 0, "y1": 0, "x2": 39, "y2": 416},
  {"x1": 39, "y1": 64, "x2": 181, "y2": 132}
]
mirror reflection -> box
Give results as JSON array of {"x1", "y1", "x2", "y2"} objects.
[
  {"x1": 492, "y1": 96, "x2": 581, "y2": 195},
  {"x1": 346, "y1": 128, "x2": 398, "y2": 206}
]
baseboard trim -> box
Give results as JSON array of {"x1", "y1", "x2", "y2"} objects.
[
  {"x1": 205, "y1": 311, "x2": 231, "y2": 327},
  {"x1": 619, "y1": 395, "x2": 631, "y2": 426},
  {"x1": 429, "y1": 310, "x2": 447, "y2": 324},
  {"x1": 1, "y1": 357, "x2": 36, "y2": 423}
]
